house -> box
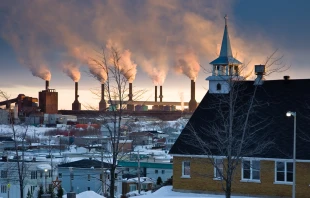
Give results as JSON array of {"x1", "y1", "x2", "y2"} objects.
[
  {"x1": 122, "y1": 177, "x2": 154, "y2": 194},
  {"x1": 57, "y1": 159, "x2": 123, "y2": 197},
  {"x1": 0, "y1": 160, "x2": 52, "y2": 198},
  {"x1": 129, "y1": 132, "x2": 154, "y2": 145},
  {"x1": 119, "y1": 161, "x2": 173, "y2": 183},
  {"x1": 169, "y1": 16, "x2": 310, "y2": 198}
]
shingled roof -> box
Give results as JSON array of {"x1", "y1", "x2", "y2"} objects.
[{"x1": 169, "y1": 79, "x2": 310, "y2": 160}]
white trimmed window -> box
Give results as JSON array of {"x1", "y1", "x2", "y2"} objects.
[
  {"x1": 214, "y1": 159, "x2": 223, "y2": 179},
  {"x1": 275, "y1": 161, "x2": 293, "y2": 183},
  {"x1": 182, "y1": 161, "x2": 190, "y2": 177},
  {"x1": 242, "y1": 160, "x2": 260, "y2": 181}
]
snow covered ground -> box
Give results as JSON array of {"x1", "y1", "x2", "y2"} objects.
[
  {"x1": 138, "y1": 186, "x2": 256, "y2": 198},
  {"x1": 61, "y1": 186, "x2": 257, "y2": 198},
  {"x1": 62, "y1": 191, "x2": 105, "y2": 198}
]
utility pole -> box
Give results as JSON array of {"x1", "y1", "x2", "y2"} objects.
[
  {"x1": 137, "y1": 150, "x2": 141, "y2": 194},
  {"x1": 101, "y1": 139, "x2": 105, "y2": 196}
]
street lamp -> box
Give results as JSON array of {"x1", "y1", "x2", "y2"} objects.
[
  {"x1": 44, "y1": 169, "x2": 48, "y2": 193},
  {"x1": 286, "y1": 111, "x2": 296, "y2": 198}
]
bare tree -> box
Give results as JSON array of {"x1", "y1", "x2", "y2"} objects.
[
  {"x1": 178, "y1": 52, "x2": 287, "y2": 198},
  {"x1": 88, "y1": 47, "x2": 144, "y2": 198},
  {"x1": 11, "y1": 124, "x2": 30, "y2": 198}
]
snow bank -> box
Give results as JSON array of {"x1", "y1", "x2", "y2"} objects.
[
  {"x1": 63, "y1": 191, "x2": 105, "y2": 198},
  {"x1": 138, "y1": 186, "x2": 257, "y2": 198}
]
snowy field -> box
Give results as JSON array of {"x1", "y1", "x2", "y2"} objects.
[
  {"x1": 62, "y1": 186, "x2": 257, "y2": 198},
  {"x1": 138, "y1": 186, "x2": 256, "y2": 198}
]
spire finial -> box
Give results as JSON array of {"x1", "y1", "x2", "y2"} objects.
[{"x1": 224, "y1": 14, "x2": 228, "y2": 26}]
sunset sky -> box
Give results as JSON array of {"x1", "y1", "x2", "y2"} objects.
[{"x1": 0, "y1": 0, "x2": 309, "y2": 110}]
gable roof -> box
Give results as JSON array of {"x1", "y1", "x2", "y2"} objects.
[
  {"x1": 58, "y1": 159, "x2": 112, "y2": 169},
  {"x1": 169, "y1": 79, "x2": 310, "y2": 160}
]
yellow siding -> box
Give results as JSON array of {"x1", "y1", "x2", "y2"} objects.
[{"x1": 173, "y1": 157, "x2": 310, "y2": 198}]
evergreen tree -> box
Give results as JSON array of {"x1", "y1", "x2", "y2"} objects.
[
  {"x1": 57, "y1": 186, "x2": 64, "y2": 198},
  {"x1": 26, "y1": 189, "x2": 32, "y2": 198},
  {"x1": 37, "y1": 185, "x2": 44, "y2": 198},
  {"x1": 48, "y1": 185, "x2": 55, "y2": 198},
  {"x1": 156, "y1": 177, "x2": 163, "y2": 185}
]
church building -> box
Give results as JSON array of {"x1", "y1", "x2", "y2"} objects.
[{"x1": 169, "y1": 16, "x2": 310, "y2": 198}]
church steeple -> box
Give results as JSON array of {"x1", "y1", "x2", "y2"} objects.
[
  {"x1": 219, "y1": 15, "x2": 233, "y2": 58},
  {"x1": 210, "y1": 15, "x2": 241, "y2": 66},
  {"x1": 206, "y1": 15, "x2": 243, "y2": 94}
]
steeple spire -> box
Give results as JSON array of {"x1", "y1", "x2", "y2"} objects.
[{"x1": 209, "y1": 15, "x2": 241, "y2": 65}]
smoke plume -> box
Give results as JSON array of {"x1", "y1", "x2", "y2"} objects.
[
  {"x1": 0, "y1": 0, "x2": 276, "y2": 85},
  {"x1": 62, "y1": 63, "x2": 81, "y2": 82},
  {"x1": 119, "y1": 50, "x2": 137, "y2": 83},
  {"x1": 174, "y1": 47, "x2": 200, "y2": 81},
  {"x1": 88, "y1": 59, "x2": 108, "y2": 84}
]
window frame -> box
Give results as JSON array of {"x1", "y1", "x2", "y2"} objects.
[
  {"x1": 216, "y1": 83, "x2": 222, "y2": 91},
  {"x1": 129, "y1": 184, "x2": 137, "y2": 192},
  {"x1": 274, "y1": 161, "x2": 293, "y2": 184},
  {"x1": 241, "y1": 160, "x2": 261, "y2": 182},
  {"x1": 1, "y1": 170, "x2": 7, "y2": 178},
  {"x1": 213, "y1": 158, "x2": 224, "y2": 180},
  {"x1": 181, "y1": 161, "x2": 190, "y2": 178},
  {"x1": 1, "y1": 185, "x2": 6, "y2": 193}
]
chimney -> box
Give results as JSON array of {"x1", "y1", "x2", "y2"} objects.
[
  {"x1": 155, "y1": 86, "x2": 157, "y2": 102},
  {"x1": 75, "y1": 82, "x2": 78, "y2": 100},
  {"x1": 159, "y1": 86, "x2": 163, "y2": 102},
  {"x1": 45, "y1": 80, "x2": 49, "y2": 90},
  {"x1": 72, "y1": 82, "x2": 81, "y2": 111},
  {"x1": 188, "y1": 80, "x2": 197, "y2": 112},
  {"x1": 99, "y1": 83, "x2": 106, "y2": 111},
  {"x1": 128, "y1": 83, "x2": 133, "y2": 101},
  {"x1": 254, "y1": 65, "x2": 265, "y2": 85},
  {"x1": 127, "y1": 83, "x2": 134, "y2": 111}
]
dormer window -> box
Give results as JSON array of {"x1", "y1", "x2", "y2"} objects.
[{"x1": 217, "y1": 83, "x2": 221, "y2": 91}]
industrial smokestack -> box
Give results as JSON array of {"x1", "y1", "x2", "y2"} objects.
[
  {"x1": 159, "y1": 86, "x2": 163, "y2": 102},
  {"x1": 128, "y1": 83, "x2": 133, "y2": 101},
  {"x1": 189, "y1": 80, "x2": 197, "y2": 112},
  {"x1": 101, "y1": 83, "x2": 104, "y2": 100},
  {"x1": 191, "y1": 80, "x2": 195, "y2": 100},
  {"x1": 75, "y1": 82, "x2": 78, "y2": 100},
  {"x1": 45, "y1": 81, "x2": 49, "y2": 90},
  {"x1": 155, "y1": 86, "x2": 157, "y2": 102},
  {"x1": 72, "y1": 82, "x2": 81, "y2": 111},
  {"x1": 127, "y1": 83, "x2": 134, "y2": 111},
  {"x1": 99, "y1": 83, "x2": 106, "y2": 111}
]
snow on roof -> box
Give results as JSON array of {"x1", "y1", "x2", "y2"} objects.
[
  {"x1": 123, "y1": 177, "x2": 154, "y2": 183},
  {"x1": 36, "y1": 164, "x2": 51, "y2": 171}
]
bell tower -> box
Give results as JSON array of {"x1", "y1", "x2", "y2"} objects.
[{"x1": 206, "y1": 15, "x2": 242, "y2": 94}]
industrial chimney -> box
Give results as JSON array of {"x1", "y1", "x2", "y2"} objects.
[
  {"x1": 72, "y1": 82, "x2": 81, "y2": 111},
  {"x1": 159, "y1": 86, "x2": 163, "y2": 102},
  {"x1": 158, "y1": 85, "x2": 164, "y2": 110},
  {"x1": 99, "y1": 83, "x2": 106, "y2": 111},
  {"x1": 127, "y1": 82, "x2": 134, "y2": 111},
  {"x1": 188, "y1": 80, "x2": 197, "y2": 112},
  {"x1": 155, "y1": 86, "x2": 157, "y2": 102},
  {"x1": 45, "y1": 81, "x2": 49, "y2": 90}
]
